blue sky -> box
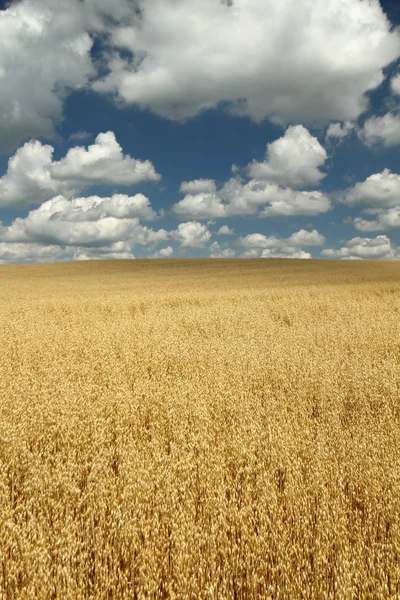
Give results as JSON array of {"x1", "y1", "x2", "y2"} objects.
[{"x1": 0, "y1": 0, "x2": 399, "y2": 262}]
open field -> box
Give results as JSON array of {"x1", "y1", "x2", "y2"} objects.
[{"x1": 0, "y1": 258, "x2": 400, "y2": 599}]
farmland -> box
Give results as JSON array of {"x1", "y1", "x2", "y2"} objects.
[{"x1": 0, "y1": 258, "x2": 399, "y2": 599}]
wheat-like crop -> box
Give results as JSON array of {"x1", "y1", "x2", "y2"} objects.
[{"x1": 0, "y1": 258, "x2": 399, "y2": 599}]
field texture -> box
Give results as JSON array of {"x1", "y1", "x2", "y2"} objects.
[{"x1": 0, "y1": 259, "x2": 400, "y2": 599}]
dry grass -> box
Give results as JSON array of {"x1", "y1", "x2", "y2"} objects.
[{"x1": 0, "y1": 258, "x2": 399, "y2": 599}]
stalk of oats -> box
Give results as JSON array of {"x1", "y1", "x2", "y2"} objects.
[{"x1": 0, "y1": 258, "x2": 399, "y2": 599}]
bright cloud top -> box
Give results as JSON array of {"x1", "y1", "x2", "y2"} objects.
[
  {"x1": 0, "y1": 132, "x2": 160, "y2": 208},
  {"x1": 248, "y1": 125, "x2": 327, "y2": 188},
  {"x1": 343, "y1": 169, "x2": 400, "y2": 208}
]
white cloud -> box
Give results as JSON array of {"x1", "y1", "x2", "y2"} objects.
[
  {"x1": 180, "y1": 179, "x2": 217, "y2": 194},
  {"x1": 261, "y1": 249, "x2": 312, "y2": 259},
  {"x1": 240, "y1": 228, "x2": 324, "y2": 257},
  {"x1": 221, "y1": 178, "x2": 331, "y2": 217},
  {"x1": 248, "y1": 126, "x2": 327, "y2": 188},
  {"x1": 0, "y1": 140, "x2": 67, "y2": 208},
  {"x1": 2, "y1": 0, "x2": 399, "y2": 151},
  {"x1": 0, "y1": 0, "x2": 93, "y2": 151},
  {"x1": 240, "y1": 233, "x2": 283, "y2": 249},
  {"x1": 2, "y1": 194, "x2": 166, "y2": 247},
  {"x1": 343, "y1": 169, "x2": 400, "y2": 208},
  {"x1": 0, "y1": 133, "x2": 160, "y2": 209},
  {"x1": 322, "y1": 235, "x2": 396, "y2": 259},
  {"x1": 153, "y1": 246, "x2": 174, "y2": 258},
  {"x1": 240, "y1": 249, "x2": 260, "y2": 258},
  {"x1": 172, "y1": 193, "x2": 227, "y2": 219},
  {"x1": 94, "y1": 0, "x2": 400, "y2": 126},
  {"x1": 288, "y1": 229, "x2": 325, "y2": 246},
  {"x1": 0, "y1": 0, "x2": 141, "y2": 151},
  {"x1": 258, "y1": 188, "x2": 331, "y2": 217},
  {"x1": 173, "y1": 177, "x2": 331, "y2": 219},
  {"x1": 326, "y1": 121, "x2": 355, "y2": 139},
  {"x1": 50, "y1": 131, "x2": 160, "y2": 186},
  {"x1": 209, "y1": 241, "x2": 236, "y2": 258},
  {"x1": 173, "y1": 221, "x2": 211, "y2": 248},
  {"x1": 391, "y1": 74, "x2": 400, "y2": 95},
  {"x1": 0, "y1": 242, "x2": 66, "y2": 264},
  {"x1": 217, "y1": 225, "x2": 234, "y2": 235},
  {"x1": 72, "y1": 244, "x2": 135, "y2": 261},
  {"x1": 360, "y1": 113, "x2": 400, "y2": 147},
  {"x1": 351, "y1": 207, "x2": 400, "y2": 231}
]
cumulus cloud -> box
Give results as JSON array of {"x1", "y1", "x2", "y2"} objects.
[
  {"x1": 50, "y1": 131, "x2": 161, "y2": 186},
  {"x1": 2, "y1": 0, "x2": 399, "y2": 151},
  {"x1": 351, "y1": 207, "x2": 400, "y2": 232},
  {"x1": 173, "y1": 177, "x2": 331, "y2": 219},
  {"x1": 360, "y1": 113, "x2": 400, "y2": 147},
  {"x1": 322, "y1": 235, "x2": 396, "y2": 259},
  {"x1": 0, "y1": 132, "x2": 160, "y2": 209},
  {"x1": 248, "y1": 126, "x2": 327, "y2": 188},
  {"x1": 217, "y1": 225, "x2": 234, "y2": 235},
  {"x1": 180, "y1": 179, "x2": 217, "y2": 194},
  {"x1": 287, "y1": 229, "x2": 325, "y2": 246},
  {"x1": 0, "y1": 141, "x2": 67, "y2": 208},
  {"x1": 0, "y1": 0, "x2": 93, "y2": 151},
  {"x1": 261, "y1": 249, "x2": 312, "y2": 259},
  {"x1": 0, "y1": 242, "x2": 66, "y2": 265},
  {"x1": 1, "y1": 194, "x2": 166, "y2": 248},
  {"x1": 94, "y1": 0, "x2": 400, "y2": 125},
  {"x1": 153, "y1": 246, "x2": 174, "y2": 258},
  {"x1": 259, "y1": 189, "x2": 331, "y2": 218},
  {"x1": 391, "y1": 74, "x2": 400, "y2": 95},
  {"x1": 173, "y1": 192, "x2": 227, "y2": 219},
  {"x1": 342, "y1": 169, "x2": 400, "y2": 208},
  {"x1": 240, "y1": 249, "x2": 260, "y2": 258},
  {"x1": 209, "y1": 241, "x2": 236, "y2": 258},
  {"x1": 172, "y1": 222, "x2": 211, "y2": 248},
  {"x1": 326, "y1": 121, "x2": 355, "y2": 139},
  {"x1": 0, "y1": 0, "x2": 140, "y2": 151},
  {"x1": 239, "y1": 228, "x2": 324, "y2": 258}
]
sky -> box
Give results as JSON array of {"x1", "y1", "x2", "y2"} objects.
[{"x1": 0, "y1": 0, "x2": 399, "y2": 262}]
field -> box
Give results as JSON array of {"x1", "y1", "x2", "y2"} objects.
[{"x1": 0, "y1": 258, "x2": 399, "y2": 599}]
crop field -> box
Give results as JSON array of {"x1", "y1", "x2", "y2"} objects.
[{"x1": 0, "y1": 258, "x2": 399, "y2": 599}]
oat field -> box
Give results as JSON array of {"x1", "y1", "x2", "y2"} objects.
[{"x1": 0, "y1": 258, "x2": 399, "y2": 599}]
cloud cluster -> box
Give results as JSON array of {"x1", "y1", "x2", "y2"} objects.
[
  {"x1": 209, "y1": 242, "x2": 236, "y2": 258},
  {"x1": 1, "y1": 0, "x2": 399, "y2": 153},
  {"x1": 322, "y1": 235, "x2": 396, "y2": 259},
  {"x1": 352, "y1": 208, "x2": 400, "y2": 232},
  {"x1": 2, "y1": 194, "x2": 167, "y2": 248},
  {"x1": 239, "y1": 228, "x2": 325, "y2": 258},
  {"x1": 95, "y1": 0, "x2": 400, "y2": 126},
  {"x1": 0, "y1": 132, "x2": 160, "y2": 208},
  {"x1": 173, "y1": 179, "x2": 331, "y2": 219},
  {"x1": 173, "y1": 126, "x2": 331, "y2": 219},
  {"x1": 343, "y1": 169, "x2": 400, "y2": 232}
]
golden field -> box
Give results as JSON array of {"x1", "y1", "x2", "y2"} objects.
[{"x1": 0, "y1": 258, "x2": 399, "y2": 600}]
